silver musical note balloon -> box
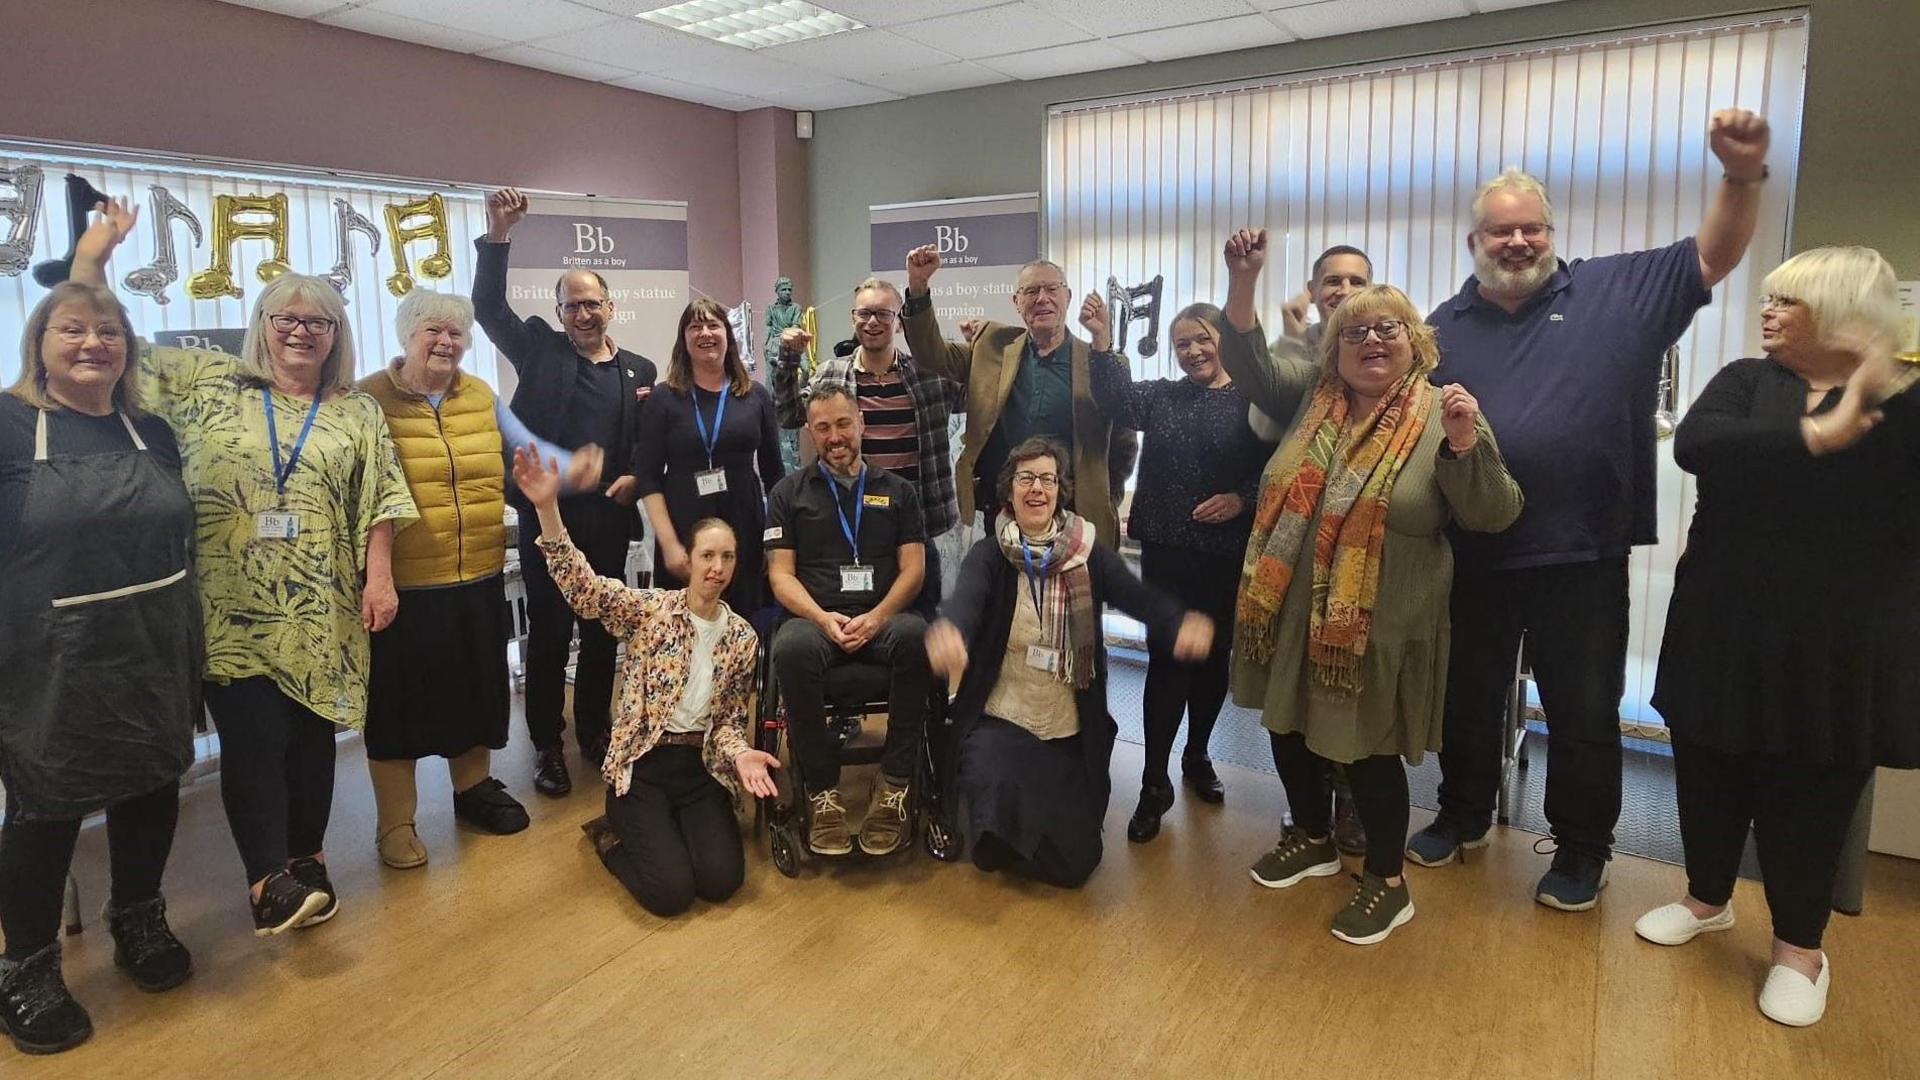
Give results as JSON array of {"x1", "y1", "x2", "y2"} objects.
[
  {"x1": 730, "y1": 300, "x2": 757, "y2": 371},
  {"x1": 0, "y1": 163, "x2": 45, "y2": 277},
  {"x1": 322, "y1": 198, "x2": 381, "y2": 299},
  {"x1": 122, "y1": 185, "x2": 204, "y2": 305}
]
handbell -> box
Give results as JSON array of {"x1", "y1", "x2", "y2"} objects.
[{"x1": 1653, "y1": 344, "x2": 1681, "y2": 441}]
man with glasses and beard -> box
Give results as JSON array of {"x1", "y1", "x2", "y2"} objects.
[
  {"x1": 1408, "y1": 110, "x2": 1772, "y2": 913},
  {"x1": 773, "y1": 277, "x2": 964, "y2": 607},
  {"x1": 901, "y1": 249, "x2": 1137, "y2": 550},
  {"x1": 473, "y1": 187, "x2": 658, "y2": 798}
]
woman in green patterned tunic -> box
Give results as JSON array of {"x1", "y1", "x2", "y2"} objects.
[{"x1": 73, "y1": 206, "x2": 418, "y2": 936}]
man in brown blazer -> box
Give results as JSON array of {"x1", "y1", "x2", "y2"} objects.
[{"x1": 900, "y1": 245, "x2": 1136, "y2": 548}]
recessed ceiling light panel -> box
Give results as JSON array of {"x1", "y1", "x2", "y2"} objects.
[{"x1": 638, "y1": 0, "x2": 865, "y2": 50}]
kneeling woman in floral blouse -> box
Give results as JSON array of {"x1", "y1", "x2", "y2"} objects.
[{"x1": 513, "y1": 447, "x2": 779, "y2": 917}]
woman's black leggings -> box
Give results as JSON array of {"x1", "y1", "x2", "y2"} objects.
[
  {"x1": 0, "y1": 783, "x2": 179, "y2": 959},
  {"x1": 204, "y1": 677, "x2": 339, "y2": 885},
  {"x1": 1270, "y1": 731, "x2": 1409, "y2": 879}
]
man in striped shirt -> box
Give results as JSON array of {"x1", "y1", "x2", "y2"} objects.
[{"x1": 773, "y1": 277, "x2": 964, "y2": 606}]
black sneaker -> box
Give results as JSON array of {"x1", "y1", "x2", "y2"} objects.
[
  {"x1": 534, "y1": 747, "x2": 572, "y2": 798},
  {"x1": 286, "y1": 856, "x2": 339, "y2": 927},
  {"x1": 0, "y1": 942, "x2": 92, "y2": 1055},
  {"x1": 107, "y1": 897, "x2": 193, "y2": 992},
  {"x1": 1534, "y1": 841, "x2": 1610, "y2": 912},
  {"x1": 250, "y1": 869, "x2": 328, "y2": 937},
  {"x1": 1127, "y1": 781, "x2": 1175, "y2": 843},
  {"x1": 453, "y1": 776, "x2": 532, "y2": 835},
  {"x1": 1181, "y1": 756, "x2": 1226, "y2": 804}
]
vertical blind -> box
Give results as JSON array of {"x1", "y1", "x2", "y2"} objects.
[{"x1": 1047, "y1": 13, "x2": 1809, "y2": 729}]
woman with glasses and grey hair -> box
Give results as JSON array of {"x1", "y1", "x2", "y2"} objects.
[
  {"x1": 357, "y1": 290, "x2": 604, "y2": 870},
  {"x1": 1214, "y1": 228, "x2": 1521, "y2": 946},
  {"x1": 70, "y1": 201, "x2": 418, "y2": 939},
  {"x1": 1636, "y1": 246, "x2": 1919, "y2": 1028}
]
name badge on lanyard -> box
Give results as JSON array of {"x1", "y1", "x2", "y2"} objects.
[
  {"x1": 260, "y1": 386, "x2": 322, "y2": 541},
  {"x1": 1026, "y1": 644, "x2": 1060, "y2": 672},
  {"x1": 692, "y1": 387, "x2": 729, "y2": 497},
  {"x1": 1020, "y1": 541, "x2": 1055, "y2": 670},
  {"x1": 821, "y1": 461, "x2": 871, "y2": 593}
]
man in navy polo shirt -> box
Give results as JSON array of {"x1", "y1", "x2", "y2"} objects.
[
  {"x1": 766, "y1": 384, "x2": 930, "y2": 861},
  {"x1": 1407, "y1": 109, "x2": 1773, "y2": 912}
]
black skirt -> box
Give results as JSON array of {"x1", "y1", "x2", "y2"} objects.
[
  {"x1": 958, "y1": 715, "x2": 1102, "y2": 870},
  {"x1": 365, "y1": 575, "x2": 511, "y2": 761}
]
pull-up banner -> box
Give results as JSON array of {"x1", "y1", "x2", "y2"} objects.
[{"x1": 868, "y1": 193, "x2": 1039, "y2": 329}]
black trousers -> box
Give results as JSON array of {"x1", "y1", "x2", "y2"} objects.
[
  {"x1": 521, "y1": 494, "x2": 632, "y2": 752},
  {"x1": 1138, "y1": 540, "x2": 1238, "y2": 784},
  {"x1": 601, "y1": 746, "x2": 743, "y2": 917},
  {"x1": 1671, "y1": 740, "x2": 1870, "y2": 950},
  {"x1": 204, "y1": 677, "x2": 338, "y2": 885},
  {"x1": 1438, "y1": 558, "x2": 1629, "y2": 858},
  {"x1": 0, "y1": 783, "x2": 179, "y2": 959},
  {"x1": 1269, "y1": 732, "x2": 1409, "y2": 879},
  {"x1": 771, "y1": 613, "x2": 929, "y2": 790}
]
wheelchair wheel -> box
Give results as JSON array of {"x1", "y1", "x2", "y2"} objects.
[
  {"x1": 924, "y1": 817, "x2": 961, "y2": 862},
  {"x1": 770, "y1": 824, "x2": 800, "y2": 878}
]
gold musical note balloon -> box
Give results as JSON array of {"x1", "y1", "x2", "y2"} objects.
[
  {"x1": 185, "y1": 193, "x2": 291, "y2": 300},
  {"x1": 799, "y1": 305, "x2": 818, "y2": 380},
  {"x1": 383, "y1": 192, "x2": 453, "y2": 296}
]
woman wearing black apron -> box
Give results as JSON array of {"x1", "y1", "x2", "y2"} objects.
[{"x1": 0, "y1": 283, "x2": 202, "y2": 1057}]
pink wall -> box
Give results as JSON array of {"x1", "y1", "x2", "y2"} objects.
[
  {"x1": 734, "y1": 108, "x2": 813, "y2": 321},
  {"x1": 3, "y1": 0, "x2": 750, "y2": 302}
]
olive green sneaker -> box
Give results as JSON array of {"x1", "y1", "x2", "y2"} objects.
[
  {"x1": 858, "y1": 779, "x2": 910, "y2": 856},
  {"x1": 1249, "y1": 828, "x2": 1342, "y2": 889},
  {"x1": 808, "y1": 788, "x2": 853, "y2": 856},
  {"x1": 1330, "y1": 872, "x2": 1415, "y2": 945}
]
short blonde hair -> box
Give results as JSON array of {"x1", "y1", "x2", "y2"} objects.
[
  {"x1": 395, "y1": 289, "x2": 474, "y2": 345},
  {"x1": 237, "y1": 274, "x2": 356, "y2": 394},
  {"x1": 9, "y1": 283, "x2": 144, "y2": 416},
  {"x1": 1762, "y1": 246, "x2": 1901, "y2": 347},
  {"x1": 1318, "y1": 285, "x2": 1440, "y2": 377},
  {"x1": 1470, "y1": 167, "x2": 1555, "y2": 232}
]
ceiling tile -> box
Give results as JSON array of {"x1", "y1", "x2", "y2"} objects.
[
  {"x1": 473, "y1": 43, "x2": 633, "y2": 81},
  {"x1": 978, "y1": 39, "x2": 1144, "y2": 81},
  {"x1": 813, "y1": 0, "x2": 1003, "y2": 27},
  {"x1": 1470, "y1": 0, "x2": 1571, "y2": 11},
  {"x1": 1107, "y1": 13, "x2": 1295, "y2": 63},
  {"x1": 861, "y1": 61, "x2": 1008, "y2": 97},
  {"x1": 756, "y1": 80, "x2": 905, "y2": 110},
  {"x1": 215, "y1": 0, "x2": 356, "y2": 16},
  {"x1": 889, "y1": 2, "x2": 1091, "y2": 56},
  {"x1": 759, "y1": 28, "x2": 962, "y2": 75},
  {"x1": 1265, "y1": 0, "x2": 1471, "y2": 38},
  {"x1": 358, "y1": 0, "x2": 614, "y2": 42},
  {"x1": 529, "y1": 18, "x2": 841, "y2": 89},
  {"x1": 1024, "y1": 0, "x2": 1259, "y2": 37},
  {"x1": 604, "y1": 72, "x2": 768, "y2": 109},
  {"x1": 319, "y1": 6, "x2": 511, "y2": 53}
]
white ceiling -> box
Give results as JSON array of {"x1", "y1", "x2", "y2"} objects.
[{"x1": 218, "y1": 0, "x2": 1571, "y2": 112}]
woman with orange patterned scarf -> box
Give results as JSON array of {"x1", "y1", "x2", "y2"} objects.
[{"x1": 1214, "y1": 229, "x2": 1522, "y2": 945}]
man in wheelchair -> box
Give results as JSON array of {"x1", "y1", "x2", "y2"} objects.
[{"x1": 765, "y1": 384, "x2": 931, "y2": 858}]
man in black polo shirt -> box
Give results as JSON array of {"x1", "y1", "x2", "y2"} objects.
[
  {"x1": 766, "y1": 385, "x2": 930, "y2": 859},
  {"x1": 474, "y1": 187, "x2": 657, "y2": 798}
]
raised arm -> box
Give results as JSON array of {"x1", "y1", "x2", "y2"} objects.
[
  {"x1": 770, "y1": 326, "x2": 813, "y2": 429},
  {"x1": 515, "y1": 445, "x2": 661, "y2": 639},
  {"x1": 68, "y1": 198, "x2": 138, "y2": 288},
  {"x1": 471, "y1": 189, "x2": 542, "y2": 368},
  {"x1": 1431, "y1": 388, "x2": 1524, "y2": 534},
  {"x1": 1219, "y1": 228, "x2": 1319, "y2": 424},
  {"x1": 1696, "y1": 110, "x2": 1770, "y2": 288},
  {"x1": 900, "y1": 245, "x2": 976, "y2": 382}
]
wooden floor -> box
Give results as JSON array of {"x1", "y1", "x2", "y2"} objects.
[{"x1": 18, "y1": 724, "x2": 1920, "y2": 1080}]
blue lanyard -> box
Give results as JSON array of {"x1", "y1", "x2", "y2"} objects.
[
  {"x1": 818, "y1": 461, "x2": 866, "y2": 564},
  {"x1": 263, "y1": 386, "x2": 323, "y2": 497},
  {"x1": 691, "y1": 387, "x2": 728, "y2": 469},
  {"x1": 1019, "y1": 540, "x2": 1050, "y2": 618}
]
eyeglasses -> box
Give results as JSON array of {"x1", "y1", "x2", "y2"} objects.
[
  {"x1": 852, "y1": 308, "x2": 900, "y2": 324},
  {"x1": 267, "y1": 313, "x2": 337, "y2": 336},
  {"x1": 1336, "y1": 319, "x2": 1407, "y2": 345},
  {"x1": 1478, "y1": 223, "x2": 1553, "y2": 242},
  {"x1": 1012, "y1": 471, "x2": 1060, "y2": 491},
  {"x1": 1016, "y1": 282, "x2": 1068, "y2": 300},
  {"x1": 1759, "y1": 293, "x2": 1803, "y2": 311},
  {"x1": 50, "y1": 324, "x2": 126, "y2": 345},
  {"x1": 560, "y1": 299, "x2": 608, "y2": 315}
]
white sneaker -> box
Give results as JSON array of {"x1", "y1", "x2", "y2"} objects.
[
  {"x1": 1758, "y1": 954, "x2": 1830, "y2": 1027},
  {"x1": 1633, "y1": 901, "x2": 1734, "y2": 946}
]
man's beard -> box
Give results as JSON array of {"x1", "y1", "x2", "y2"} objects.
[{"x1": 1473, "y1": 246, "x2": 1555, "y2": 300}]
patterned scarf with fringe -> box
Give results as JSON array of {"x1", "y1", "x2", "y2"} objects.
[
  {"x1": 1236, "y1": 369, "x2": 1431, "y2": 695},
  {"x1": 995, "y1": 510, "x2": 1098, "y2": 690}
]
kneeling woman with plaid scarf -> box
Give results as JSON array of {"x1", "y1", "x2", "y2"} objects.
[
  {"x1": 926, "y1": 438, "x2": 1213, "y2": 888},
  {"x1": 1216, "y1": 229, "x2": 1523, "y2": 945}
]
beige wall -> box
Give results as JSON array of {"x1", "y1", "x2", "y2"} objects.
[{"x1": 808, "y1": 0, "x2": 1919, "y2": 301}]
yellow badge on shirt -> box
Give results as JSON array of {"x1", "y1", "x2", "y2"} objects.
[{"x1": 862, "y1": 494, "x2": 891, "y2": 507}]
